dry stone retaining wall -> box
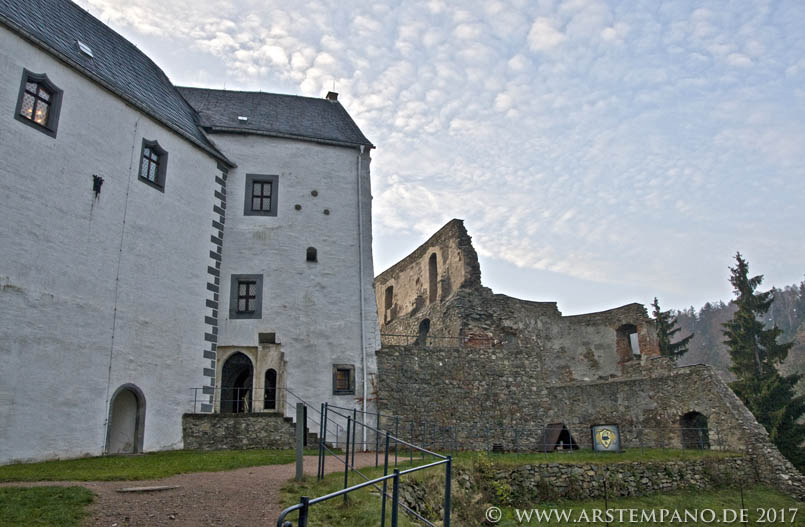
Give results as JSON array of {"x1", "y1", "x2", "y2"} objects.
[{"x1": 182, "y1": 413, "x2": 295, "y2": 450}]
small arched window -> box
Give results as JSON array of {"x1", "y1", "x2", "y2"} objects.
[
  {"x1": 306, "y1": 247, "x2": 317, "y2": 262},
  {"x1": 264, "y1": 369, "x2": 277, "y2": 410},
  {"x1": 384, "y1": 285, "x2": 394, "y2": 323},
  {"x1": 428, "y1": 253, "x2": 438, "y2": 304}
]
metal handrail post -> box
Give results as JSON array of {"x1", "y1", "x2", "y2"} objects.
[
  {"x1": 380, "y1": 432, "x2": 390, "y2": 527},
  {"x1": 317, "y1": 403, "x2": 325, "y2": 480},
  {"x1": 391, "y1": 469, "x2": 400, "y2": 527},
  {"x1": 394, "y1": 416, "x2": 399, "y2": 466},
  {"x1": 444, "y1": 456, "x2": 452, "y2": 527},
  {"x1": 298, "y1": 496, "x2": 310, "y2": 527},
  {"x1": 352, "y1": 408, "x2": 358, "y2": 469},
  {"x1": 344, "y1": 416, "x2": 351, "y2": 503},
  {"x1": 376, "y1": 410, "x2": 380, "y2": 467},
  {"x1": 410, "y1": 422, "x2": 414, "y2": 465}
]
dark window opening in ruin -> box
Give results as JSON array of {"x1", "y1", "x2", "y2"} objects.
[
  {"x1": 105, "y1": 384, "x2": 146, "y2": 454},
  {"x1": 428, "y1": 253, "x2": 438, "y2": 304},
  {"x1": 415, "y1": 318, "x2": 431, "y2": 346},
  {"x1": 332, "y1": 364, "x2": 355, "y2": 395},
  {"x1": 221, "y1": 352, "x2": 253, "y2": 413},
  {"x1": 680, "y1": 411, "x2": 710, "y2": 449},
  {"x1": 616, "y1": 324, "x2": 640, "y2": 361},
  {"x1": 264, "y1": 369, "x2": 277, "y2": 410},
  {"x1": 384, "y1": 285, "x2": 394, "y2": 322},
  {"x1": 537, "y1": 423, "x2": 579, "y2": 452},
  {"x1": 306, "y1": 247, "x2": 317, "y2": 262}
]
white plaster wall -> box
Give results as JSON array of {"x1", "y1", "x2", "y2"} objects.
[
  {"x1": 213, "y1": 133, "x2": 379, "y2": 426},
  {"x1": 0, "y1": 28, "x2": 220, "y2": 463}
]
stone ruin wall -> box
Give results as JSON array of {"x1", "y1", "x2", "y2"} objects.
[
  {"x1": 375, "y1": 219, "x2": 660, "y2": 382},
  {"x1": 377, "y1": 347, "x2": 805, "y2": 498},
  {"x1": 375, "y1": 219, "x2": 481, "y2": 333},
  {"x1": 373, "y1": 219, "x2": 803, "y2": 499}
]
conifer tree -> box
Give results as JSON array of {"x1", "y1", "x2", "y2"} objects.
[
  {"x1": 723, "y1": 252, "x2": 805, "y2": 469},
  {"x1": 651, "y1": 297, "x2": 693, "y2": 360}
]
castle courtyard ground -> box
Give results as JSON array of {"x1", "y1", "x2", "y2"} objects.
[{"x1": 0, "y1": 452, "x2": 378, "y2": 527}]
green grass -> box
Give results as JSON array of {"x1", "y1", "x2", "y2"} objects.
[
  {"x1": 0, "y1": 486, "x2": 94, "y2": 527},
  {"x1": 0, "y1": 448, "x2": 318, "y2": 482},
  {"x1": 282, "y1": 461, "x2": 432, "y2": 527}
]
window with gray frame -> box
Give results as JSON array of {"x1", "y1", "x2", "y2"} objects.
[
  {"x1": 14, "y1": 69, "x2": 63, "y2": 137},
  {"x1": 138, "y1": 139, "x2": 168, "y2": 191},
  {"x1": 332, "y1": 364, "x2": 355, "y2": 395},
  {"x1": 244, "y1": 174, "x2": 279, "y2": 216},
  {"x1": 229, "y1": 274, "x2": 263, "y2": 319}
]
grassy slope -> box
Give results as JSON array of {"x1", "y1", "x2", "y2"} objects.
[
  {"x1": 0, "y1": 448, "x2": 318, "y2": 482},
  {"x1": 281, "y1": 450, "x2": 802, "y2": 527},
  {"x1": 0, "y1": 487, "x2": 94, "y2": 527}
]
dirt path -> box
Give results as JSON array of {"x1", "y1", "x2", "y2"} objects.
[{"x1": 2, "y1": 452, "x2": 380, "y2": 526}]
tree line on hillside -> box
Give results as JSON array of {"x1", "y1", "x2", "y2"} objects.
[{"x1": 652, "y1": 257, "x2": 805, "y2": 470}]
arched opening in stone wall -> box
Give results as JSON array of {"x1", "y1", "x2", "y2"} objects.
[
  {"x1": 537, "y1": 423, "x2": 579, "y2": 452},
  {"x1": 428, "y1": 253, "x2": 438, "y2": 304},
  {"x1": 616, "y1": 324, "x2": 640, "y2": 361},
  {"x1": 221, "y1": 352, "x2": 253, "y2": 413},
  {"x1": 264, "y1": 368, "x2": 277, "y2": 410},
  {"x1": 384, "y1": 285, "x2": 394, "y2": 323},
  {"x1": 306, "y1": 247, "x2": 317, "y2": 262},
  {"x1": 680, "y1": 411, "x2": 710, "y2": 449},
  {"x1": 416, "y1": 318, "x2": 431, "y2": 345},
  {"x1": 106, "y1": 384, "x2": 145, "y2": 454}
]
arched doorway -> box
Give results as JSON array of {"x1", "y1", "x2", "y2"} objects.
[
  {"x1": 264, "y1": 369, "x2": 277, "y2": 410},
  {"x1": 106, "y1": 384, "x2": 145, "y2": 454},
  {"x1": 221, "y1": 352, "x2": 253, "y2": 413},
  {"x1": 415, "y1": 318, "x2": 430, "y2": 346},
  {"x1": 680, "y1": 411, "x2": 710, "y2": 449}
]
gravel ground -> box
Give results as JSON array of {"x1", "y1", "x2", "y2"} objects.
[{"x1": 1, "y1": 452, "x2": 380, "y2": 527}]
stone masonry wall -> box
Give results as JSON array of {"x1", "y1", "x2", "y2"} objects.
[
  {"x1": 182, "y1": 413, "x2": 295, "y2": 450},
  {"x1": 375, "y1": 219, "x2": 482, "y2": 329},
  {"x1": 402, "y1": 457, "x2": 756, "y2": 515},
  {"x1": 377, "y1": 346, "x2": 805, "y2": 498}
]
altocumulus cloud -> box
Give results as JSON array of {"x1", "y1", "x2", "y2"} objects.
[{"x1": 80, "y1": 0, "x2": 805, "y2": 312}]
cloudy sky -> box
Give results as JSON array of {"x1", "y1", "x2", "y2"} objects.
[{"x1": 78, "y1": 0, "x2": 805, "y2": 314}]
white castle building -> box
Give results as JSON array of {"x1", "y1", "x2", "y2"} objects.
[{"x1": 0, "y1": 0, "x2": 378, "y2": 463}]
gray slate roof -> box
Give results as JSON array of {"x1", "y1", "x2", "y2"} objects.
[
  {"x1": 0, "y1": 0, "x2": 229, "y2": 164},
  {"x1": 178, "y1": 87, "x2": 373, "y2": 148}
]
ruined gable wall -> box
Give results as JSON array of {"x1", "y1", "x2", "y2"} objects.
[{"x1": 374, "y1": 219, "x2": 481, "y2": 330}]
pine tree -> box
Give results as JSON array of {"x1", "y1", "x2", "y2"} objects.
[
  {"x1": 723, "y1": 252, "x2": 805, "y2": 469},
  {"x1": 651, "y1": 297, "x2": 693, "y2": 360}
]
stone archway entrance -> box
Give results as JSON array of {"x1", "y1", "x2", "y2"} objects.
[
  {"x1": 221, "y1": 352, "x2": 254, "y2": 413},
  {"x1": 106, "y1": 384, "x2": 145, "y2": 454}
]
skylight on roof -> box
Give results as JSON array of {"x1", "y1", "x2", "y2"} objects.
[
  {"x1": 76, "y1": 40, "x2": 93, "y2": 58},
  {"x1": 238, "y1": 116, "x2": 248, "y2": 122}
]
